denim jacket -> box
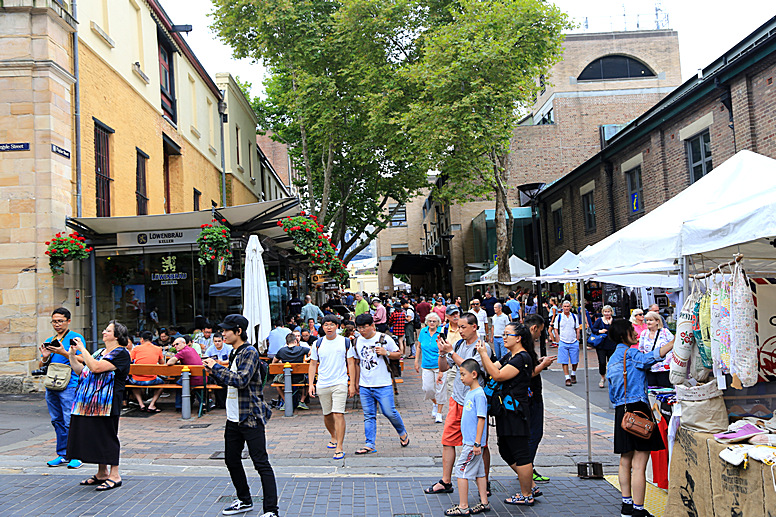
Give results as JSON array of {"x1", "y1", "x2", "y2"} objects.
[{"x1": 606, "y1": 344, "x2": 662, "y2": 407}]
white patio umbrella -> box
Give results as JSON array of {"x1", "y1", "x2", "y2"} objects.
[{"x1": 243, "y1": 235, "x2": 271, "y2": 353}]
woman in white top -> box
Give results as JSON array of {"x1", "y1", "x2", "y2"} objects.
[{"x1": 637, "y1": 311, "x2": 674, "y2": 387}]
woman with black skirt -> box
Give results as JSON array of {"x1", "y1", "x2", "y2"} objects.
[
  {"x1": 606, "y1": 319, "x2": 674, "y2": 517},
  {"x1": 67, "y1": 320, "x2": 131, "y2": 491}
]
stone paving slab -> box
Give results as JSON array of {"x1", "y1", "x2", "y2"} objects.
[{"x1": 0, "y1": 474, "x2": 622, "y2": 517}]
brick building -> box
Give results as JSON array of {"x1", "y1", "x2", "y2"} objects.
[{"x1": 537, "y1": 16, "x2": 776, "y2": 265}]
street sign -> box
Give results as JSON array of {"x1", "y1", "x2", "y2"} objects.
[
  {"x1": 0, "y1": 143, "x2": 30, "y2": 152},
  {"x1": 51, "y1": 144, "x2": 71, "y2": 159},
  {"x1": 311, "y1": 274, "x2": 326, "y2": 283}
]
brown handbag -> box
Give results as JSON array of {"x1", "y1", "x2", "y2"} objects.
[{"x1": 620, "y1": 351, "x2": 655, "y2": 439}]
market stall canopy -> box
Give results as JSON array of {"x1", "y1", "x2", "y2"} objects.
[
  {"x1": 578, "y1": 151, "x2": 776, "y2": 275},
  {"x1": 541, "y1": 250, "x2": 579, "y2": 277},
  {"x1": 389, "y1": 253, "x2": 446, "y2": 275},
  {"x1": 208, "y1": 278, "x2": 241, "y2": 298},
  {"x1": 67, "y1": 198, "x2": 300, "y2": 249},
  {"x1": 479, "y1": 255, "x2": 536, "y2": 284}
]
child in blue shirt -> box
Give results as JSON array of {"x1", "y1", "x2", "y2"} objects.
[{"x1": 446, "y1": 358, "x2": 489, "y2": 516}]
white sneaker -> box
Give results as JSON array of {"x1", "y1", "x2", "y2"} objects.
[
  {"x1": 258, "y1": 513, "x2": 279, "y2": 517},
  {"x1": 222, "y1": 499, "x2": 253, "y2": 515},
  {"x1": 435, "y1": 413, "x2": 443, "y2": 423}
]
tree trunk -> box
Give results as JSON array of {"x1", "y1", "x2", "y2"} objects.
[
  {"x1": 291, "y1": 70, "x2": 314, "y2": 212},
  {"x1": 494, "y1": 153, "x2": 514, "y2": 284},
  {"x1": 318, "y1": 139, "x2": 334, "y2": 223}
]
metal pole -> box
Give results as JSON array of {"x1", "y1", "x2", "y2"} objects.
[
  {"x1": 579, "y1": 280, "x2": 592, "y2": 463},
  {"x1": 181, "y1": 367, "x2": 191, "y2": 420},
  {"x1": 72, "y1": 0, "x2": 82, "y2": 217},
  {"x1": 530, "y1": 202, "x2": 546, "y2": 356},
  {"x1": 218, "y1": 96, "x2": 227, "y2": 207},
  {"x1": 89, "y1": 251, "x2": 98, "y2": 352},
  {"x1": 284, "y1": 362, "x2": 294, "y2": 417}
]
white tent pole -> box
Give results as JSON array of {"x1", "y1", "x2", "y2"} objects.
[{"x1": 579, "y1": 279, "x2": 592, "y2": 463}]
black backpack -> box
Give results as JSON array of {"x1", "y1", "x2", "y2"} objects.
[{"x1": 413, "y1": 309, "x2": 422, "y2": 329}]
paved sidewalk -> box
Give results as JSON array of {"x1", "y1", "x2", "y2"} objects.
[{"x1": 0, "y1": 474, "x2": 622, "y2": 516}]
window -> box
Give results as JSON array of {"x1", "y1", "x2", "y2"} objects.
[
  {"x1": 158, "y1": 38, "x2": 176, "y2": 121},
  {"x1": 552, "y1": 207, "x2": 563, "y2": 243},
  {"x1": 582, "y1": 191, "x2": 596, "y2": 232},
  {"x1": 578, "y1": 55, "x2": 655, "y2": 81},
  {"x1": 136, "y1": 148, "x2": 149, "y2": 215},
  {"x1": 235, "y1": 126, "x2": 241, "y2": 165},
  {"x1": 537, "y1": 108, "x2": 554, "y2": 125},
  {"x1": 248, "y1": 142, "x2": 254, "y2": 180},
  {"x1": 686, "y1": 130, "x2": 713, "y2": 183},
  {"x1": 207, "y1": 98, "x2": 215, "y2": 147},
  {"x1": 94, "y1": 121, "x2": 113, "y2": 217},
  {"x1": 539, "y1": 74, "x2": 546, "y2": 95},
  {"x1": 193, "y1": 188, "x2": 201, "y2": 211},
  {"x1": 189, "y1": 75, "x2": 197, "y2": 129},
  {"x1": 389, "y1": 204, "x2": 407, "y2": 227},
  {"x1": 626, "y1": 166, "x2": 644, "y2": 214}
]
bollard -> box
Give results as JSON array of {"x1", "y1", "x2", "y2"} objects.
[
  {"x1": 284, "y1": 362, "x2": 293, "y2": 417},
  {"x1": 181, "y1": 366, "x2": 191, "y2": 420}
]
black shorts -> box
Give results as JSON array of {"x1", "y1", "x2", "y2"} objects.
[
  {"x1": 613, "y1": 402, "x2": 666, "y2": 455},
  {"x1": 497, "y1": 434, "x2": 532, "y2": 467}
]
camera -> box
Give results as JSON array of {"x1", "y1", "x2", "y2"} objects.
[{"x1": 31, "y1": 364, "x2": 49, "y2": 376}]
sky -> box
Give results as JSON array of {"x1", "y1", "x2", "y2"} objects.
[{"x1": 162, "y1": 0, "x2": 776, "y2": 99}]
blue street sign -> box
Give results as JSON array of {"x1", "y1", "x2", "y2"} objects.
[
  {"x1": 631, "y1": 192, "x2": 640, "y2": 213},
  {"x1": 51, "y1": 144, "x2": 71, "y2": 159},
  {"x1": 0, "y1": 142, "x2": 30, "y2": 152}
]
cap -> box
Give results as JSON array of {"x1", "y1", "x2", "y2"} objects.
[
  {"x1": 446, "y1": 304, "x2": 460, "y2": 315},
  {"x1": 219, "y1": 314, "x2": 249, "y2": 331}
]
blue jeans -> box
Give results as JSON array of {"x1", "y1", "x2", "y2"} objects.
[
  {"x1": 46, "y1": 387, "x2": 75, "y2": 458},
  {"x1": 528, "y1": 399, "x2": 544, "y2": 463},
  {"x1": 493, "y1": 337, "x2": 507, "y2": 360},
  {"x1": 360, "y1": 385, "x2": 406, "y2": 450}
]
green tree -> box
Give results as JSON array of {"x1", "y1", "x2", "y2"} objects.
[{"x1": 403, "y1": 0, "x2": 570, "y2": 282}]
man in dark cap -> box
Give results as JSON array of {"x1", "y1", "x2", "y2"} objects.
[{"x1": 203, "y1": 315, "x2": 278, "y2": 517}]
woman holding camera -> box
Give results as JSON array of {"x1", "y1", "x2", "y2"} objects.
[{"x1": 67, "y1": 320, "x2": 131, "y2": 491}]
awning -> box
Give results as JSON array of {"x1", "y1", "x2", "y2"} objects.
[
  {"x1": 389, "y1": 253, "x2": 446, "y2": 275},
  {"x1": 67, "y1": 198, "x2": 300, "y2": 249}
]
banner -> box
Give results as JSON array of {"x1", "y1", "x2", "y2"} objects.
[{"x1": 749, "y1": 279, "x2": 776, "y2": 381}]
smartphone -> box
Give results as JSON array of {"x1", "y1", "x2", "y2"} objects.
[{"x1": 47, "y1": 339, "x2": 61, "y2": 349}]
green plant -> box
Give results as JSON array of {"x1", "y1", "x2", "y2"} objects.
[
  {"x1": 197, "y1": 219, "x2": 233, "y2": 266},
  {"x1": 278, "y1": 213, "x2": 349, "y2": 285},
  {"x1": 45, "y1": 231, "x2": 93, "y2": 276}
]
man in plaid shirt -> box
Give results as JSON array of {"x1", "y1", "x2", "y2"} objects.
[{"x1": 203, "y1": 315, "x2": 278, "y2": 517}]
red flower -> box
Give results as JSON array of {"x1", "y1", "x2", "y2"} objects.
[
  {"x1": 211, "y1": 255, "x2": 216, "y2": 260},
  {"x1": 87, "y1": 247, "x2": 93, "y2": 252},
  {"x1": 221, "y1": 219, "x2": 226, "y2": 223},
  {"x1": 301, "y1": 211, "x2": 306, "y2": 216},
  {"x1": 63, "y1": 249, "x2": 69, "y2": 253},
  {"x1": 276, "y1": 221, "x2": 282, "y2": 226},
  {"x1": 45, "y1": 250, "x2": 50, "y2": 255},
  {"x1": 45, "y1": 241, "x2": 50, "y2": 245}
]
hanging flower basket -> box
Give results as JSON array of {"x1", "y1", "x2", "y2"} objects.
[
  {"x1": 45, "y1": 231, "x2": 93, "y2": 276},
  {"x1": 278, "y1": 213, "x2": 349, "y2": 285},
  {"x1": 197, "y1": 219, "x2": 233, "y2": 266}
]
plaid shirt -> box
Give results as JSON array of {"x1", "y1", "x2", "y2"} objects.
[{"x1": 208, "y1": 343, "x2": 267, "y2": 428}]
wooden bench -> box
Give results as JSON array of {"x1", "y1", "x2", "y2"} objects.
[{"x1": 128, "y1": 364, "x2": 221, "y2": 418}]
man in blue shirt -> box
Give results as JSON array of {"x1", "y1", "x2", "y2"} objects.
[
  {"x1": 38, "y1": 307, "x2": 83, "y2": 469},
  {"x1": 505, "y1": 292, "x2": 521, "y2": 322},
  {"x1": 300, "y1": 295, "x2": 324, "y2": 325},
  {"x1": 266, "y1": 324, "x2": 292, "y2": 358}
]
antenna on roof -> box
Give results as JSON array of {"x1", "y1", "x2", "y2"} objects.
[{"x1": 654, "y1": 1, "x2": 669, "y2": 30}]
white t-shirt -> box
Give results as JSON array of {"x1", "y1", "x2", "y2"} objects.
[
  {"x1": 554, "y1": 312, "x2": 579, "y2": 343},
  {"x1": 469, "y1": 309, "x2": 488, "y2": 336},
  {"x1": 310, "y1": 335, "x2": 350, "y2": 388},
  {"x1": 405, "y1": 308, "x2": 414, "y2": 324},
  {"x1": 491, "y1": 313, "x2": 510, "y2": 338},
  {"x1": 347, "y1": 333, "x2": 399, "y2": 388},
  {"x1": 226, "y1": 360, "x2": 239, "y2": 423}
]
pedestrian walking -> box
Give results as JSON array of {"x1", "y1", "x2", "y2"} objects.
[
  {"x1": 37, "y1": 307, "x2": 84, "y2": 469},
  {"x1": 552, "y1": 301, "x2": 580, "y2": 386},
  {"x1": 300, "y1": 295, "x2": 324, "y2": 325},
  {"x1": 467, "y1": 299, "x2": 489, "y2": 341},
  {"x1": 606, "y1": 319, "x2": 674, "y2": 517},
  {"x1": 402, "y1": 299, "x2": 417, "y2": 358},
  {"x1": 591, "y1": 305, "x2": 617, "y2": 388},
  {"x1": 388, "y1": 302, "x2": 406, "y2": 355},
  {"x1": 424, "y1": 313, "x2": 491, "y2": 496},
  {"x1": 415, "y1": 312, "x2": 445, "y2": 423},
  {"x1": 477, "y1": 322, "x2": 536, "y2": 506},
  {"x1": 308, "y1": 314, "x2": 354, "y2": 460},
  {"x1": 637, "y1": 311, "x2": 674, "y2": 388},
  {"x1": 491, "y1": 303, "x2": 511, "y2": 360},
  {"x1": 203, "y1": 314, "x2": 279, "y2": 517},
  {"x1": 350, "y1": 314, "x2": 409, "y2": 455},
  {"x1": 372, "y1": 299, "x2": 388, "y2": 333},
  {"x1": 67, "y1": 321, "x2": 131, "y2": 491},
  {"x1": 445, "y1": 358, "x2": 489, "y2": 516}
]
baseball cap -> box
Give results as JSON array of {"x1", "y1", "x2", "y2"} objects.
[
  {"x1": 445, "y1": 304, "x2": 460, "y2": 315},
  {"x1": 219, "y1": 314, "x2": 249, "y2": 331}
]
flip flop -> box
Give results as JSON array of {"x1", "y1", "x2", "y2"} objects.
[
  {"x1": 326, "y1": 441, "x2": 338, "y2": 449},
  {"x1": 400, "y1": 433, "x2": 410, "y2": 447},
  {"x1": 146, "y1": 407, "x2": 162, "y2": 413},
  {"x1": 332, "y1": 452, "x2": 345, "y2": 460},
  {"x1": 80, "y1": 475, "x2": 107, "y2": 486},
  {"x1": 95, "y1": 479, "x2": 122, "y2": 491},
  {"x1": 355, "y1": 447, "x2": 377, "y2": 455}
]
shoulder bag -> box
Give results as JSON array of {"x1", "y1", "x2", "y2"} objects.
[{"x1": 620, "y1": 351, "x2": 655, "y2": 439}]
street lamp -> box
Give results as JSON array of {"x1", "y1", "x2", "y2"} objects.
[{"x1": 518, "y1": 182, "x2": 546, "y2": 355}]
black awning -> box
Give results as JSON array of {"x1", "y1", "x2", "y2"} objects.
[{"x1": 389, "y1": 253, "x2": 447, "y2": 275}]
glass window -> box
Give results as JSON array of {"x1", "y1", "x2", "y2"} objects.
[
  {"x1": 578, "y1": 55, "x2": 656, "y2": 81},
  {"x1": 159, "y1": 42, "x2": 176, "y2": 121},
  {"x1": 626, "y1": 166, "x2": 644, "y2": 214},
  {"x1": 94, "y1": 123, "x2": 111, "y2": 217},
  {"x1": 582, "y1": 191, "x2": 596, "y2": 232},
  {"x1": 193, "y1": 188, "x2": 201, "y2": 211},
  {"x1": 389, "y1": 204, "x2": 407, "y2": 227},
  {"x1": 552, "y1": 207, "x2": 563, "y2": 243},
  {"x1": 136, "y1": 149, "x2": 148, "y2": 215},
  {"x1": 686, "y1": 130, "x2": 712, "y2": 183}
]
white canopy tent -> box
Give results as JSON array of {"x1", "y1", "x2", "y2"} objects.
[{"x1": 470, "y1": 255, "x2": 536, "y2": 285}]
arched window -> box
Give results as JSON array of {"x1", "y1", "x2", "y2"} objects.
[{"x1": 577, "y1": 55, "x2": 655, "y2": 81}]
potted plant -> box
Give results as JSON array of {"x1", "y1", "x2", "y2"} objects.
[{"x1": 45, "y1": 231, "x2": 93, "y2": 276}]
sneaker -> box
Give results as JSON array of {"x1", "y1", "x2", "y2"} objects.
[
  {"x1": 47, "y1": 456, "x2": 67, "y2": 467},
  {"x1": 258, "y1": 513, "x2": 279, "y2": 517},
  {"x1": 532, "y1": 469, "x2": 550, "y2": 483},
  {"x1": 435, "y1": 413, "x2": 443, "y2": 423},
  {"x1": 277, "y1": 400, "x2": 285, "y2": 410},
  {"x1": 222, "y1": 499, "x2": 253, "y2": 515},
  {"x1": 570, "y1": 375, "x2": 577, "y2": 384},
  {"x1": 621, "y1": 502, "x2": 634, "y2": 516},
  {"x1": 160, "y1": 391, "x2": 170, "y2": 398},
  {"x1": 632, "y1": 509, "x2": 654, "y2": 517},
  {"x1": 297, "y1": 401, "x2": 309, "y2": 410},
  {"x1": 67, "y1": 459, "x2": 83, "y2": 469}
]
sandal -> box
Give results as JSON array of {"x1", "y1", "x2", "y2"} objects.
[
  {"x1": 146, "y1": 407, "x2": 162, "y2": 413},
  {"x1": 355, "y1": 447, "x2": 376, "y2": 455},
  {"x1": 504, "y1": 494, "x2": 534, "y2": 506},
  {"x1": 80, "y1": 475, "x2": 107, "y2": 486},
  {"x1": 332, "y1": 451, "x2": 345, "y2": 460},
  {"x1": 95, "y1": 479, "x2": 122, "y2": 491},
  {"x1": 399, "y1": 433, "x2": 410, "y2": 447},
  {"x1": 444, "y1": 505, "x2": 470, "y2": 516},
  {"x1": 424, "y1": 479, "x2": 454, "y2": 494},
  {"x1": 470, "y1": 502, "x2": 491, "y2": 514},
  {"x1": 599, "y1": 379, "x2": 605, "y2": 389},
  {"x1": 532, "y1": 486, "x2": 543, "y2": 497},
  {"x1": 326, "y1": 441, "x2": 338, "y2": 449}
]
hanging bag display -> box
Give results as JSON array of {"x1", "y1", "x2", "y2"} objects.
[
  {"x1": 730, "y1": 263, "x2": 758, "y2": 388},
  {"x1": 621, "y1": 352, "x2": 655, "y2": 439},
  {"x1": 669, "y1": 288, "x2": 696, "y2": 385},
  {"x1": 691, "y1": 280, "x2": 713, "y2": 368},
  {"x1": 675, "y1": 379, "x2": 728, "y2": 433}
]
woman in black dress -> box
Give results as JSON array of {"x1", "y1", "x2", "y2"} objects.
[{"x1": 67, "y1": 320, "x2": 131, "y2": 491}]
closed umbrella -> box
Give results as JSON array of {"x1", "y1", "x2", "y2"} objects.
[{"x1": 243, "y1": 235, "x2": 271, "y2": 353}]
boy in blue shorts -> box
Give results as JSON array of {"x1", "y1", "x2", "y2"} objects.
[
  {"x1": 552, "y1": 301, "x2": 580, "y2": 386},
  {"x1": 446, "y1": 358, "x2": 489, "y2": 515}
]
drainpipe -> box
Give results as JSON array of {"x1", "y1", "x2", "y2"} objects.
[
  {"x1": 89, "y1": 252, "x2": 98, "y2": 352},
  {"x1": 218, "y1": 94, "x2": 227, "y2": 207},
  {"x1": 72, "y1": 0, "x2": 82, "y2": 217},
  {"x1": 605, "y1": 160, "x2": 616, "y2": 233}
]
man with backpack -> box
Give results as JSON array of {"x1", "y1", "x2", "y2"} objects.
[
  {"x1": 402, "y1": 298, "x2": 418, "y2": 359},
  {"x1": 308, "y1": 314, "x2": 354, "y2": 460},
  {"x1": 552, "y1": 300, "x2": 580, "y2": 386},
  {"x1": 424, "y1": 313, "x2": 492, "y2": 496},
  {"x1": 349, "y1": 314, "x2": 409, "y2": 455},
  {"x1": 203, "y1": 315, "x2": 278, "y2": 517}
]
